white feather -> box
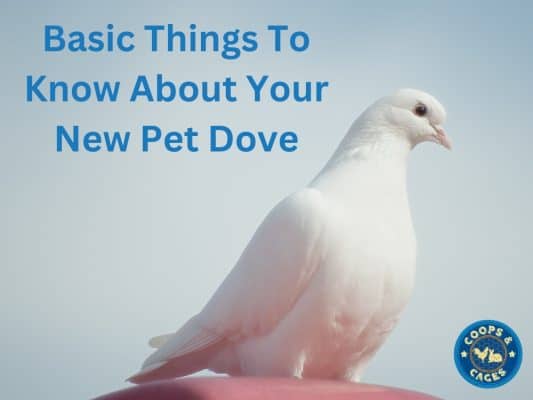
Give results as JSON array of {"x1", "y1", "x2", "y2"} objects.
[{"x1": 148, "y1": 334, "x2": 172, "y2": 349}]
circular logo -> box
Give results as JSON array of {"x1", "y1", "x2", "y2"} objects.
[{"x1": 454, "y1": 320, "x2": 522, "y2": 388}]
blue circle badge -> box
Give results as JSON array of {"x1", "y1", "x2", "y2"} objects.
[{"x1": 454, "y1": 320, "x2": 522, "y2": 388}]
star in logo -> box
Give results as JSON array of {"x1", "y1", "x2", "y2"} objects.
[
  {"x1": 509, "y1": 351, "x2": 516, "y2": 358},
  {"x1": 461, "y1": 350, "x2": 468, "y2": 358}
]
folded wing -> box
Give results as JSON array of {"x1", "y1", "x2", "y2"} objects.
[{"x1": 131, "y1": 188, "x2": 329, "y2": 381}]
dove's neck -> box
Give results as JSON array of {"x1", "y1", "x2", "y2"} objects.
[{"x1": 310, "y1": 124, "x2": 411, "y2": 200}]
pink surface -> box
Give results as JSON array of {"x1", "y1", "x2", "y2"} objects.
[{"x1": 94, "y1": 377, "x2": 442, "y2": 400}]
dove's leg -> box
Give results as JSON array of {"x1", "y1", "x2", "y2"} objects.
[
  {"x1": 342, "y1": 328, "x2": 394, "y2": 382},
  {"x1": 230, "y1": 333, "x2": 308, "y2": 379},
  {"x1": 332, "y1": 318, "x2": 397, "y2": 383},
  {"x1": 331, "y1": 347, "x2": 376, "y2": 382},
  {"x1": 339, "y1": 366, "x2": 363, "y2": 383}
]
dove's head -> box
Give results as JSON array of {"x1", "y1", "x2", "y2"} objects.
[{"x1": 376, "y1": 88, "x2": 451, "y2": 150}]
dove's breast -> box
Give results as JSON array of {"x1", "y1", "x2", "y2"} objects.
[
  {"x1": 233, "y1": 185, "x2": 417, "y2": 379},
  {"x1": 321, "y1": 195, "x2": 415, "y2": 334},
  {"x1": 289, "y1": 192, "x2": 416, "y2": 378}
]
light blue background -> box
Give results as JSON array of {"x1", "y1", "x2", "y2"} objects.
[{"x1": 2, "y1": 1, "x2": 532, "y2": 399}]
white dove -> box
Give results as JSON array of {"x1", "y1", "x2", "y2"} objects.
[{"x1": 129, "y1": 88, "x2": 450, "y2": 384}]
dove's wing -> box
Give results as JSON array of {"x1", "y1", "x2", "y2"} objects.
[
  {"x1": 201, "y1": 187, "x2": 328, "y2": 337},
  {"x1": 140, "y1": 188, "x2": 328, "y2": 373}
]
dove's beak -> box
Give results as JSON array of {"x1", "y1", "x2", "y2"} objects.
[{"x1": 431, "y1": 124, "x2": 452, "y2": 150}]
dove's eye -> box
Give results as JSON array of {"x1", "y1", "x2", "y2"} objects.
[{"x1": 414, "y1": 104, "x2": 427, "y2": 117}]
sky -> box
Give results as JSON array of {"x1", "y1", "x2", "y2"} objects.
[{"x1": 2, "y1": 1, "x2": 532, "y2": 399}]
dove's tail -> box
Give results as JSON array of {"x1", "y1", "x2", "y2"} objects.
[
  {"x1": 148, "y1": 334, "x2": 173, "y2": 349},
  {"x1": 127, "y1": 316, "x2": 227, "y2": 384},
  {"x1": 127, "y1": 342, "x2": 225, "y2": 383}
]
